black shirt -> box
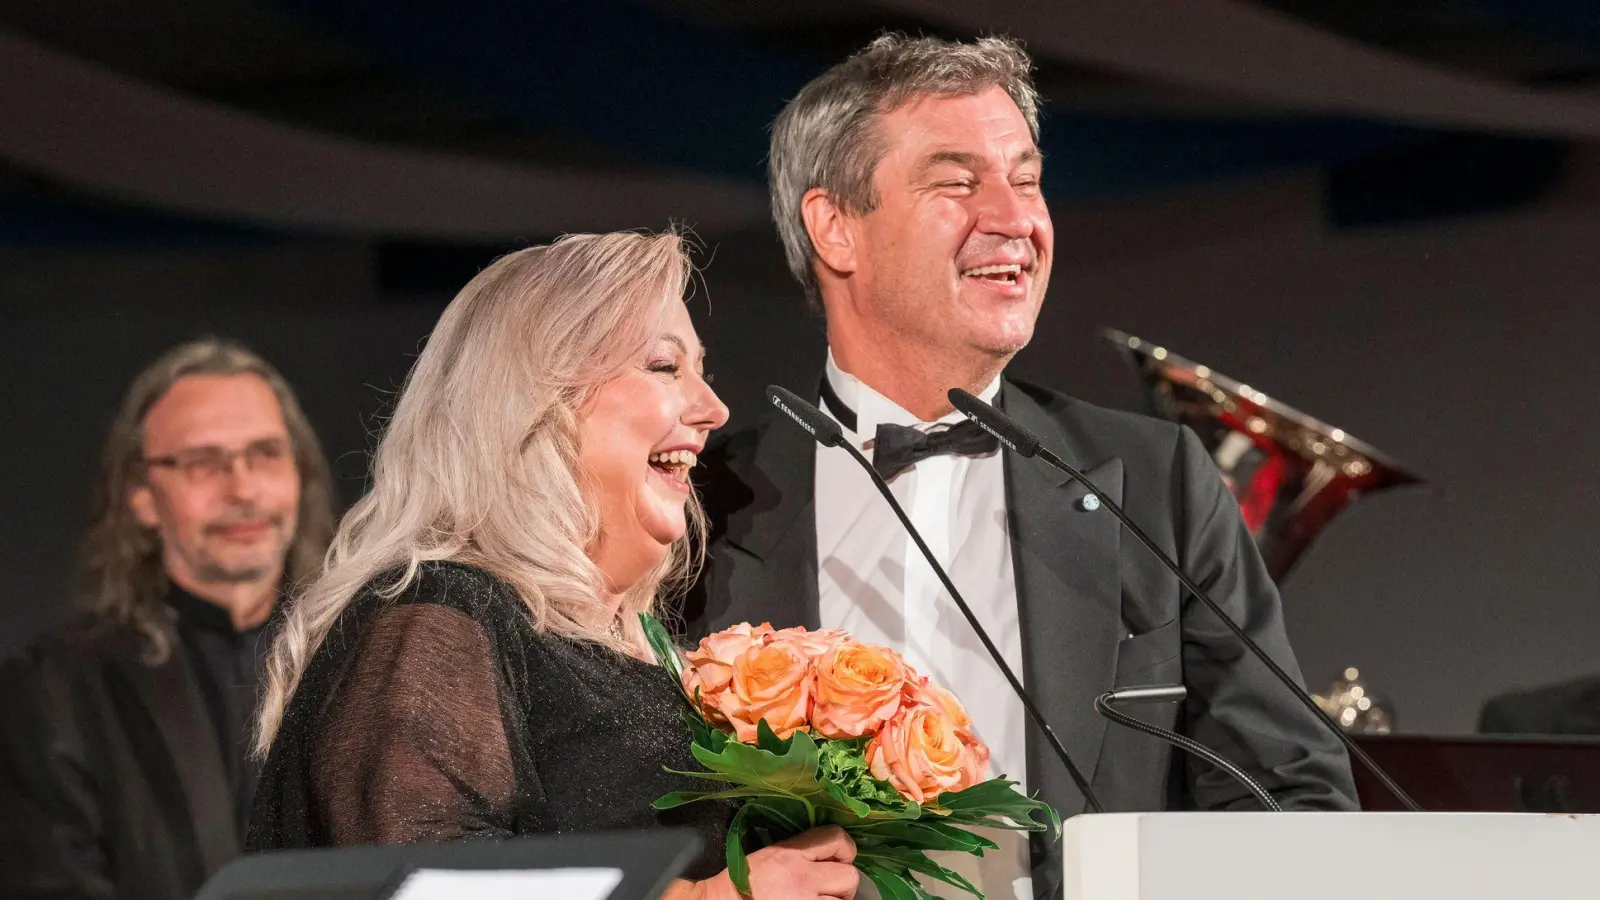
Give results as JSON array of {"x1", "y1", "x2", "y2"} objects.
[
  {"x1": 246, "y1": 562, "x2": 733, "y2": 879},
  {"x1": 167, "y1": 585, "x2": 274, "y2": 839}
]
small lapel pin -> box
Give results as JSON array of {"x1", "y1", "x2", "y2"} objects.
[{"x1": 1079, "y1": 493, "x2": 1101, "y2": 512}]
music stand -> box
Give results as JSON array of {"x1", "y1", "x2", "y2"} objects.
[
  {"x1": 1352, "y1": 733, "x2": 1600, "y2": 813},
  {"x1": 195, "y1": 829, "x2": 703, "y2": 900}
]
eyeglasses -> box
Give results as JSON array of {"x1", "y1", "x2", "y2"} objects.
[{"x1": 143, "y1": 439, "x2": 295, "y2": 484}]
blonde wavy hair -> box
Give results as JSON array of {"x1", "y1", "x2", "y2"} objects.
[{"x1": 255, "y1": 231, "x2": 705, "y2": 756}]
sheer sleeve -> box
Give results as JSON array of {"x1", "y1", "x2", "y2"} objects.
[{"x1": 310, "y1": 602, "x2": 522, "y2": 844}]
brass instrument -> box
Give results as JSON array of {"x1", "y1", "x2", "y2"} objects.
[
  {"x1": 1101, "y1": 329, "x2": 1423, "y2": 583},
  {"x1": 1102, "y1": 330, "x2": 1422, "y2": 732}
]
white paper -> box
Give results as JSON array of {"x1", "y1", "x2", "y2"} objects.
[{"x1": 389, "y1": 866, "x2": 623, "y2": 900}]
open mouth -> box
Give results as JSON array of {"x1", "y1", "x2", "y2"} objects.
[
  {"x1": 648, "y1": 449, "x2": 698, "y2": 491},
  {"x1": 960, "y1": 263, "x2": 1024, "y2": 287}
]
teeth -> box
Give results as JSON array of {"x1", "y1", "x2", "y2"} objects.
[
  {"x1": 648, "y1": 449, "x2": 698, "y2": 468},
  {"x1": 961, "y1": 264, "x2": 1022, "y2": 277}
]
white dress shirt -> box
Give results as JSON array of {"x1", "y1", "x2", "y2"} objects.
[{"x1": 814, "y1": 351, "x2": 1031, "y2": 900}]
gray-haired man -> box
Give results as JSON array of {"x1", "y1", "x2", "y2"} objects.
[{"x1": 686, "y1": 34, "x2": 1358, "y2": 899}]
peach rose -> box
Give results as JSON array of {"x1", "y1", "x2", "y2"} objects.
[
  {"x1": 811, "y1": 642, "x2": 909, "y2": 739},
  {"x1": 958, "y1": 728, "x2": 992, "y2": 787},
  {"x1": 865, "y1": 703, "x2": 987, "y2": 803},
  {"x1": 681, "y1": 622, "x2": 775, "y2": 724},
  {"x1": 770, "y1": 626, "x2": 850, "y2": 659},
  {"x1": 905, "y1": 677, "x2": 972, "y2": 731},
  {"x1": 905, "y1": 679, "x2": 991, "y2": 784},
  {"x1": 681, "y1": 665, "x2": 728, "y2": 725},
  {"x1": 720, "y1": 640, "x2": 814, "y2": 742}
]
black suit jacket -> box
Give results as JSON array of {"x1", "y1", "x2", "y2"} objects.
[
  {"x1": 1478, "y1": 675, "x2": 1600, "y2": 736},
  {"x1": 681, "y1": 377, "x2": 1358, "y2": 896},
  {"x1": 0, "y1": 626, "x2": 239, "y2": 900}
]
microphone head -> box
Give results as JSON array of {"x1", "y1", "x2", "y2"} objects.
[
  {"x1": 1102, "y1": 684, "x2": 1188, "y2": 705},
  {"x1": 766, "y1": 385, "x2": 845, "y2": 448},
  {"x1": 947, "y1": 388, "x2": 1041, "y2": 457}
]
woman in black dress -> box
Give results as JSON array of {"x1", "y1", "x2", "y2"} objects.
[{"x1": 249, "y1": 232, "x2": 858, "y2": 900}]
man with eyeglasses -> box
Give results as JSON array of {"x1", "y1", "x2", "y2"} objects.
[{"x1": 0, "y1": 338, "x2": 336, "y2": 900}]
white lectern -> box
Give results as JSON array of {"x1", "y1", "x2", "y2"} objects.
[{"x1": 1062, "y1": 812, "x2": 1599, "y2": 899}]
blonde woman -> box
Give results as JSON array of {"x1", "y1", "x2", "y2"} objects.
[{"x1": 249, "y1": 232, "x2": 858, "y2": 900}]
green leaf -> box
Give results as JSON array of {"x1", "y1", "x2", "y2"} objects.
[
  {"x1": 934, "y1": 778, "x2": 1061, "y2": 837},
  {"x1": 901, "y1": 857, "x2": 982, "y2": 899},
  {"x1": 675, "y1": 727, "x2": 897, "y2": 833},
  {"x1": 725, "y1": 803, "x2": 753, "y2": 895},
  {"x1": 682, "y1": 702, "x2": 727, "y2": 753},
  {"x1": 861, "y1": 800, "x2": 926, "y2": 820},
  {"x1": 639, "y1": 613, "x2": 686, "y2": 687},
  {"x1": 935, "y1": 778, "x2": 1028, "y2": 809},
  {"x1": 861, "y1": 865, "x2": 924, "y2": 900},
  {"x1": 755, "y1": 718, "x2": 795, "y2": 756},
  {"x1": 857, "y1": 845, "x2": 983, "y2": 899},
  {"x1": 661, "y1": 766, "x2": 739, "y2": 782},
  {"x1": 852, "y1": 818, "x2": 998, "y2": 854},
  {"x1": 823, "y1": 780, "x2": 871, "y2": 817},
  {"x1": 745, "y1": 797, "x2": 811, "y2": 839},
  {"x1": 817, "y1": 736, "x2": 907, "y2": 809},
  {"x1": 652, "y1": 786, "x2": 795, "y2": 810},
  {"x1": 689, "y1": 729, "x2": 820, "y2": 795}
]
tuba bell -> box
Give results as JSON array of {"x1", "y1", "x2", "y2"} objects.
[{"x1": 1101, "y1": 328, "x2": 1423, "y2": 583}]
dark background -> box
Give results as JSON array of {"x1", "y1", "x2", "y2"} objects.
[{"x1": 4, "y1": 0, "x2": 1599, "y2": 734}]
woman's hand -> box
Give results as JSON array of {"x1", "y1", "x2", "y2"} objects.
[{"x1": 667, "y1": 826, "x2": 859, "y2": 900}]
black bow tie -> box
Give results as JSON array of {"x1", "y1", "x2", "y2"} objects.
[
  {"x1": 817, "y1": 376, "x2": 999, "y2": 480},
  {"x1": 870, "y1": 421, "x2": 999, "y2": 480}
]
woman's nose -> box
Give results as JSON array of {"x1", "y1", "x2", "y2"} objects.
[{"x1": 687, "y1": 375, "x2": 729, "y2": 431}]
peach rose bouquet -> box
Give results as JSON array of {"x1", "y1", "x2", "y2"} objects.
[{"x1": 643, "y1": 614, "x2": 1059, "y2": 900}]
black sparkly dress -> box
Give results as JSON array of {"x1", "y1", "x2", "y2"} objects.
[{"x1": 246, "y1": 562, "x2": 732, "y2": 879}]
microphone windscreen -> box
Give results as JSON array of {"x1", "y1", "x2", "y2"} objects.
[
  {"x1": 1104, "y1": 684, "x2": 1188, "y2": 705},
  {"x1": 766, "y1": 385, "x2": 845, "y2": 448},
  {"x1": 948, "y1": 388, "x2": 1041, "y2": 457}
]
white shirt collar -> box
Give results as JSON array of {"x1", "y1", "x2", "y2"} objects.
[{"x1": 823, "y1": 348, "x2": 1002, "y2": 444}]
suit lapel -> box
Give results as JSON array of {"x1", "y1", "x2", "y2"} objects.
[
  {"x1": 724, "y1": 382, "x2": 1128, "y2": 797},
  {"x1": 717, "y1": 412, "x2": 822, "y2": 630},
  {"x1": 1001, "y1": 380, "x2": 1125, "y2": 820},
  {"x1": 122, "y1": 647, "x2": 239, "y2": 875}
]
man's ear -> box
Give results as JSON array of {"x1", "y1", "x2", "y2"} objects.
[
  {"x1": 800, "y1": 188, "x2": 858, "y2": 278},
  {"x1": 128, "y1": 483, "x2": 160, "y2": 529}
]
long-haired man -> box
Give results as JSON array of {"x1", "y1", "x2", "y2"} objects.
[{"x1": 0, "y1": 337, "x2": 335, "y2": 900}]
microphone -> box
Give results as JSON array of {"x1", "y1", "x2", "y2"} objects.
[
  {"x1": 766, "y1": 385, "x2": 1105, "y2": 813},
  {"x1": 1093, "y1": 686, "x2": 1281, "y2": 812},
  {"x1": 765, "y1": 385, "x2": 845, "y2": 448},
  {"x1": 949, "y1": 388, "x2": 1423, "y2": 812}
]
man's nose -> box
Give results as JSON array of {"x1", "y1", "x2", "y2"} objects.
[
  {"x1": 221, "y1": 454, "x2": 265, "y2": 498},
  {"x1": 975, "y1": 181, "x2": 1035, "y2": 241}
]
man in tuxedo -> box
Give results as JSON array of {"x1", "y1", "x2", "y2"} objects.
[
  {"x1": 684, "y1": 34, "x2": 1358, "y2": 899},
  {"x1": 0, "y1": 338, "x2": 335, "y2": 900}
]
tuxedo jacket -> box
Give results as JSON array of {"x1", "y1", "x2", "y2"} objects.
[
  {"x1": 1479, "y1": 674, "x2": 1600, "y2": 736},
  {"x1": 680, "y1": 376, "x2": 1358, "y2": 896},
  {"x1": 0, "y1": 626, "x2": 240, "y2": 900}
]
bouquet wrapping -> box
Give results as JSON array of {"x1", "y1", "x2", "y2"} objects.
[{"x1": 642, "y1": 615, "x2": 1059, "y2": 900}]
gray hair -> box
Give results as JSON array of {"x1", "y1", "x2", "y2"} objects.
[{"x1": 769, "y1": 34, "x2": 1041, "y2": 310}]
